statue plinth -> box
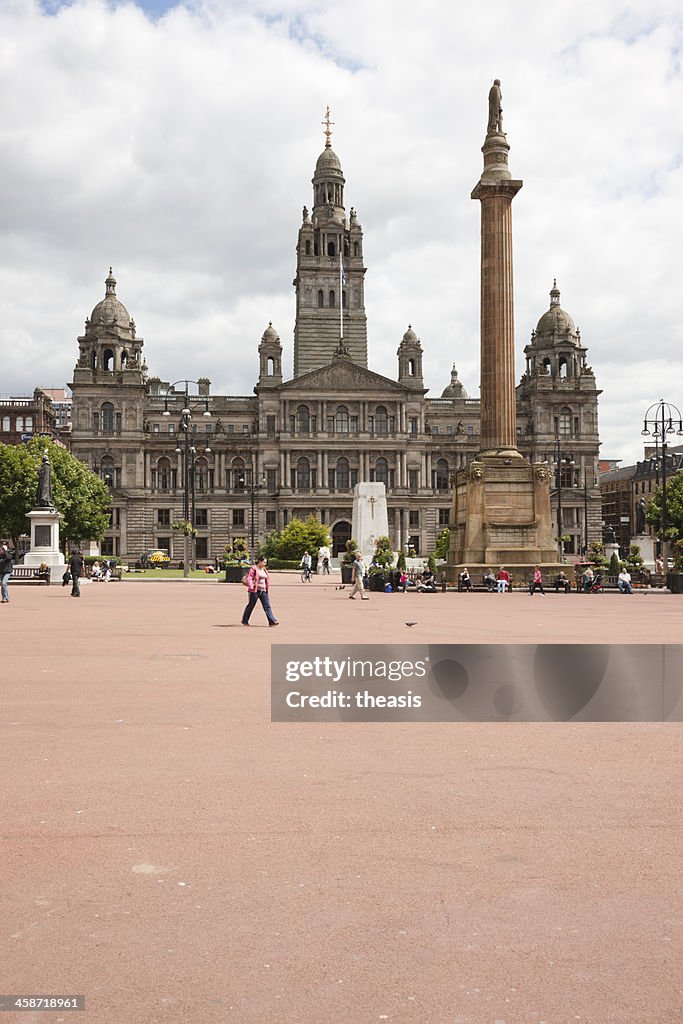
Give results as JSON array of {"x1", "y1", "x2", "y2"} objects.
[
  {"x1": 22, "y1": 508, "x2": 68, "y2": 584},
  {"x1": 448, "y1": 456, "x2": 559, "y2": 573}
]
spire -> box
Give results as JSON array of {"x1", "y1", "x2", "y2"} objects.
[
  {"x1": 550, "y1": 279, "x2": 561, "y2": 306},
  {"x1": 322, "y1": 105, "x2": 334, "y2": 148},
  {"x1": 105, "y1": 267, "x2": 117, "y2": 296}
]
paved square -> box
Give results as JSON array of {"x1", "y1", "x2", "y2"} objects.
[{"x1": 2, "y1": 577, "x2": 681, "y2": 1023}]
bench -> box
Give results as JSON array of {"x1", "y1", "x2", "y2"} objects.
[
  {"x1": 458, "y1": 574, "x2": 513, "y2": 593},
  {"x1": 11, "y1": 567, "x2": 51, "y2": 585}
]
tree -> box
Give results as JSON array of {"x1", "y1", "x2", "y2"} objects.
[
  {"x1": 587, "y1": 541, "x2": 608, "y2": 568},
  {"x1": 646, "y1": 473, "x2": 683, "y2": 542},
  {"x1": 434, "y1": 527, "x2": 449, "y2": 560},
  {"x1": 0, "y1": 438, "x2": 110, "y2": 549},
  {"x1": 263, "y1": 515, "x2": 330, "y2": 561},
  {"x1": 625, "y1": 544, "x2": 644, "y2": 569},
  {"x1": 608, "y1": 551, "x2": 621, "y2": 576}
]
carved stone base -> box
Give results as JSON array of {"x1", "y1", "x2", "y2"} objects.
[
  {"x1": 448, "y1": 455, "x2": 558, "y2": 578},
  {"x1": 22, "y1": 508, "x2": 68, "y2": 584}
]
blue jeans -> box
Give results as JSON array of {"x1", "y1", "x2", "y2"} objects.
[
  {"x1": 242, "y1": 590, "x2": 277, "y2": 624},
  {"x1": 1, "y1": 573, "x2": 10, "y2": 601},
  {"x1": 618, "y1": 581, "x2": 633, "y2": 594}
]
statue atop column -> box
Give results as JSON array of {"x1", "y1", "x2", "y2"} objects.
[
  {"x1": 487, "y1": 79, "x2": 503, "y2": 135},
  {"x1": 36, "y1": 452, "x2": 54, "y2": 508}
]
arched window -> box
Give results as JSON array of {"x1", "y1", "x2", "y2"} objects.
[
  {"x1": 435, "y1": 459, "x2": 449, "y2": 491},
  {"x1": 296, "y1": 457, "x2": 310, "y2": 491},
  {"x1": 354, "y1": 242, "x2": 359, "y2": 257},
  {"x1": 543, "y1": 357, "x2": 552, "y2": 374},
  {"x1": 558, "y1": 407, "x2": 572, "y2": 437},
  {"x1": 103, "y1": 348, "x2": 114, "y2": 371},
  {"x1": 194, "y1": 457, "x2": 209, "y2": 492},
  {"x1": 342, "y1": 290, "x2": 347, "y2": 308},
  {"x1": 101, "y1": 402, "x2": 115, "y2": 434},
  {"x1": 296, "y1": 405, "x2": 310, "y2": 434},
  {"x1": 317, "y1": 290, "x2": 324, "y2": 307},
  {"x1": 266, "y1": 357, "x2": 274, "y2": 375},
  {"x1": 343, "y1": 239, "x2": 349, "y2": 257},
  {"x1": 232, "y1": 458, "x2": 245, "y2": 491},
  {"x1": 408, "y1": 358, "x2": 416, "y2": 376},
  {"x1": 1, "y1": 416, "x2": 9, "y2": 431},
  {"x1": 327, "y1": 240, "x2": 336, "y2": 257},
  {"x1": 336, "y1": 458, "x2": 349, "y2": 490},
  {"x1": 305, "y1": 240, "x2": 311, "y2": 256},
  {"x1": 158, "y1": 457, "x2": 171, "y2": 492},
  {"x1": 375, "y1": 405, "x2": 388, "y2": 435},
  {"x1": 374, "y1": 458, "x2": 389, "y2": 486},
  {"x1": 25, "y1": 416, "x2": 33, "y2": 431},
  {"x1": 16, "y1": 417, "x2": 24, "y2": 432},
  {"x1": 121, "y1": 350, "x2": 128, "y2": 368},
  {"x1": 91, "y1": 351, "x2": 97, "y2": 370},
  {"x1": 558, "y1": 356, "x2": 568, "y2": 379},
  {"x1": 335, "y1": 405, "x2": 349, "y2": 433},
  {"x1": 329, "y1": 290, "x2": 335, "y2": 308}
]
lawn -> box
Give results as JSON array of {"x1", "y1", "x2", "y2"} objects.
[{"x1": 121, "y1": 568, "x2": 225, "y2": 580}]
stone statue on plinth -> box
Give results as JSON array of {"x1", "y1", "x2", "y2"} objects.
[
  {"x1": 36, "y1": 453, "x2": 54, "y2": 508},
  {"x1": 636, "y1": 497, "x2": 646, "y2": 534},
  {"x1": 487, "y1": 79, "x2": 503, "y2": 134}
]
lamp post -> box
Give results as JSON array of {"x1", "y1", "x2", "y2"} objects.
[
  {"x1": 237, "y1": 469, "x2": 266, "y2": 554},
  {"x1": 545, "y1": 438, "x2": 575, "y2": 562},
  {"x1": 641, "y1": 400, "x2": 683, "y2": 565},
  {"x1": 162, "y1": 381, "x2": 211, "y2": 578}
]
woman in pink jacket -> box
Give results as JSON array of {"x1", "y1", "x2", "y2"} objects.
[{"x1": 241, "y1": 556, "x2": 280, "y2": 627}]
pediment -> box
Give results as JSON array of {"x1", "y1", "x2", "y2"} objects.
[{"x1": 279, "y1": 360, "x2": 408, "y2": 394}]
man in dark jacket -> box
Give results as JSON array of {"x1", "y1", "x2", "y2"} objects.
[
  {"x1": 69, "y1": 549, "x2": 84, "y2": 597},
  {"x1": 0, "y1": 543, "x2": 13, "y2": 603}
]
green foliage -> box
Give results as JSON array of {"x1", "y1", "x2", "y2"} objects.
[
  {"x1": 646, "y1": 473, "x2": 683, "y2": 541},
  {"x1": 428, "y1": 553, "x2": 436, "y2": 573},
  {"x1": 396, "y1": 549, "x2": 406, "y2": 572},
  {"x1": 587, "y1": 541, "x2": 608, "y2": 567},
  {"x1": 172, "y1": 519, "x2": 197, "y2": 537},
  {"x1": 625, "y1": 544, "x2": 644, "y2": 568},
  {"x1": 260, "y1": 516, "x2": 329, "y2": 562},
  {"x1": 671, "y1": 540, "x2": 683, "y2": 572},
  {"x1": 224, "y1": 537, "x2": 250, "y2": 565},
  {"x1": 0, "y1": 437, "x2": 110, "y2": 548},
  {"x1": 263, "y1": 558, "x2": 299, "y2": 570},
  {"x1": 341, "y1": 538, "x2": 359, "y2": 565},
  {"x1": 370, "y1": 535, "x2": 394, "y2": 573},
  {"x1": 608, "y1": 551, "x2": 622, "y2": 576},
  {"x1": 434, "y1": 527, "x2": 450, "y2": 561}
]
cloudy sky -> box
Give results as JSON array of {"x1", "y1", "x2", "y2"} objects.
[{"x1": 1, "y1": 0, "x2": 682, "y2": 464}]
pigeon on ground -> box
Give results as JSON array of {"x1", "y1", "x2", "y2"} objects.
[{"x1": 405, "y1": 621, "x2": 418, "y2": 627}]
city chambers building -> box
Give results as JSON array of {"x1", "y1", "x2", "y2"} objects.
[{"x1": 70, "y1": 125, "x2": 603, "y2": 563}]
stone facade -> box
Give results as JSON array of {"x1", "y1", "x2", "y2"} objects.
[{"x1": 68, "y1": 130, "x2": 603, "y2": 564}]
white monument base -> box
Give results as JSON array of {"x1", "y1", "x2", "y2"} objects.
[
  {"x1": 22, "y1": 508, "x2": 68, "y2": 584},
  {"x1": 605, "y1": 542, "x2": 620, "y2": 564},
  {"x1": 352, "y1": 482, "x2": 389, "y2": 565},
  {"x1": 632, "y1": 534, "x2": 656, "y2": 570}
]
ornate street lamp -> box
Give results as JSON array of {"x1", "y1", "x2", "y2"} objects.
[
  {"x1": 641, "y1": 400, "x2": 683, "y2": 564},
  {"x1": 237, "y1": 469, "x2": 267, "y2": 553},
  {"x1": 161, "y1": 381, "x2": 211, "y2": 577},
  {"x1": 544, "y1": 438, "x2": 575, "y2": 561}
]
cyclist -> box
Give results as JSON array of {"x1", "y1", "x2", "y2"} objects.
[{"x1": 300, "y1": 550, "x2": 312, "y2": 582}]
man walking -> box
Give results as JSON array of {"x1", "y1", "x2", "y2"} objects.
[
  {"x1": 69, "y1": 549, "x2": 84, "y2": 597},
  {"x1": 0, "y1": 543, "x2": 13, "y2": 603},
  {"x1": 349, "y1": 550, "x2": 368, "y2": 601}
]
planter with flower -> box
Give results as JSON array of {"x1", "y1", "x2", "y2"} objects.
[{"x1": 223, "y1": 538, "x2": 251, "y2": 583}]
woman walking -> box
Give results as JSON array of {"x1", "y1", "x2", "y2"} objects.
[
  {"x1": 529, "y1": 564, "x2": 546, "y2": 596},
  {"x1": 241, "y1": 556, "x2": 279, "y2": 627}
]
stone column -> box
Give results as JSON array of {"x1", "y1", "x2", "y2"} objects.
[{"x1": 471, "y1": 124, "x2": 522, "y2": 457}]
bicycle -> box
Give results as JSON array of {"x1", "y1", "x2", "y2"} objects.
[{"x1": 300, "y1": 565, "x2": 312, "y2": 583}]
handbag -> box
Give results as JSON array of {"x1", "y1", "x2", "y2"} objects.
[{"x1": 241, "y1": 571, "x2": 251, "y2": 587}]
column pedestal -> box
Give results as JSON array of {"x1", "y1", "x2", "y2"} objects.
[{"x1": 22, "y1": 508, "x2": 68, "y2": 584}]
